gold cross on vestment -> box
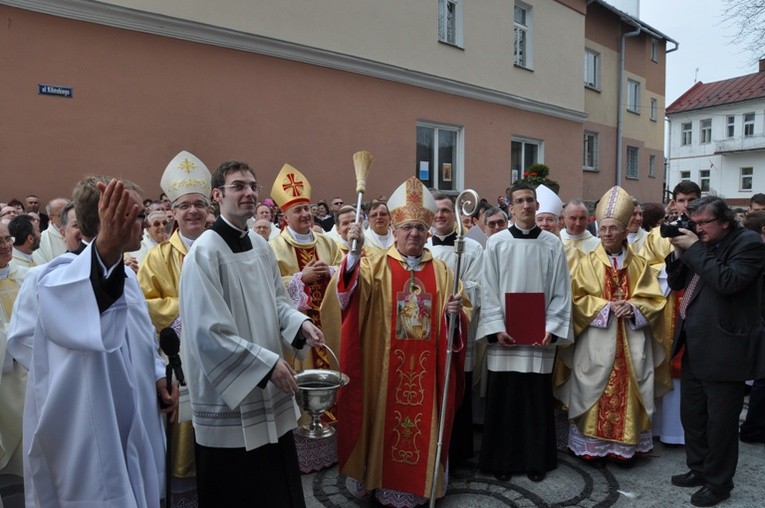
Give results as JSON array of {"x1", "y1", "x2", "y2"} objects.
[{"x1": 612, "y1": 286, "x2": 625, "y2": 301}]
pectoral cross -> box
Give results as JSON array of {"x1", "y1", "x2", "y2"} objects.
[{"x1": 612, "y1": 286, "x2": 625, "y2": 301}]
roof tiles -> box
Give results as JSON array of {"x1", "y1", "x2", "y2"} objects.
[{"x1": 666, "y1": 71, "x2": 765, "y2": 114}]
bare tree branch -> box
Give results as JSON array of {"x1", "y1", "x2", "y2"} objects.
[{"x1": 721, "y1": 0, "x2": 765, "y2": 64}]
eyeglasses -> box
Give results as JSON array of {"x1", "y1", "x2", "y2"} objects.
[
  {"x1": 332, "y1": 201, "x2": 344, "y2": 206},
  {"x1": 173, "y1": 201, "x2": 209, "y2": 211},
  {"x1": 396, "y1": 223, "x2": 428, "y2": 233},
  {"x1": 693, "y1": 217, "x2": 719, "y2": 227},
  {"x1": 218, "y1": 182, "x2": 260, "y2": 193},
  {"x1": 0, "y1": 236, "x2": 15, "y2": 245},
  {"x1": 369, "y1": 212, "x2": 390, "y2": 219},
  {"x1": 152, "y1": 221, "x2": 169, "y2": 227},
  {"x1": 486, "y1": 220, "x2": 507, "y2": 228}
]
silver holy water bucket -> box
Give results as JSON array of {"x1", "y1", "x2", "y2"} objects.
[{"x1": 294, "y1": 344, "x2": 349, "y2": 439}]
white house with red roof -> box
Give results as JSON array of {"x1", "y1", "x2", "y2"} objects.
[{"x1": 666, "y1": 60, "x2": 765, "y2": 205}]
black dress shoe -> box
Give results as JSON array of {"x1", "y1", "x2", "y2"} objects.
[
  {"x1": 494, "y1": 472, "x2": 511, "y2": 482},
  {"x1": 527, "y1": 472, "x2": 545, "y2": 482},
  {"x1": 672, "y1": 470, "x2": 705, "y2": 487},
  {"x1": 690, "y1": 486, "x2": 730, "y2": 507}
]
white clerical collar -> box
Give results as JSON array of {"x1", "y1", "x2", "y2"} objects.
[
  {"x1": 220, "y1": 215, "x2": 249, "y2": 238},
  {"x1": 0, "y1": 265, "x2": 9, "y2": 279},
  {"x1": 13, "y1": 247, "x2": 32, "y2": 261},
  {"x1": 566, "y1": 230, "x2": 588, "y2": 240},
  {"x1": 399, "y1": 252, "x2": 424, "y2": 270},
  {"x1": 627, "y1": 232, "x2": 638, "y2": 244},
  {"x1": 606, "y1": 249, "x2": 626, "y2": 269},
  {"x1": 179, "y1": 232, "x2": 195, "y2": 249},
  {"x1": 287, "y1": 225, "x2": 314, "y2": 244},
  {"x1": 515, "y1": 224, "x2": 535, "y2": 235},
  {"x1": 369, "y1": 229, "x2": 393, "y2": 247}
]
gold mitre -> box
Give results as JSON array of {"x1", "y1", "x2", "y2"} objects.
[
  {"x1": 271, "y1": 164, "x2": 312, "y2": 211},
  {"x1": 160, "y1": 150, "x2": 212, "y2": 202},
  {"x1": 388, "y1": 177, "x2": 436, "y2": 227},
  {"x1": 596, "y1": 185, "x2": 634, "y2": 227},
  {"x1": 535, "y1": 184, "x2": 563, "y2": 217}
]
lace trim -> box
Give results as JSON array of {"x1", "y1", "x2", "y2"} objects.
[
  {"x1": 568, "y1": 423, "x2": 653, "y2": 459},
  {"x1": 288, "y1": 273, "x2": 310, "y2": 311}
]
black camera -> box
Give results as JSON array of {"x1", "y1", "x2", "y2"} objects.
[{"x1": 660, "y1": 214, "x2": 696, "y2": 238}]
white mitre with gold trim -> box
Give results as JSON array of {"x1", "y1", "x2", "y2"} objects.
[{"x1": 160, "y1": 150, "x2": 212, "y2": 202}]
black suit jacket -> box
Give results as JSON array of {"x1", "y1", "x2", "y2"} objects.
[{"x1": 667, "y1": 226, "x2": 765, "y2": 381}]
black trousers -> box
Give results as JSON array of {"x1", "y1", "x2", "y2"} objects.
[
  {"x1": 681, "y1": 354, "x2": 746, "y2": 495},
  {"x1": 740, "y1": 377, "x2": 765, "y2": 442},
  {"x1": 195, "y1": 432, "x2": 306, "y2": 507}
]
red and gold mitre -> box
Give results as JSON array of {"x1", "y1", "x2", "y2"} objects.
[
  {"x1": 388, "y1": 177, "x2": 436, "y2": 227},
  {"x1": 270, "y1": 163, "x2": 312, "y2": 211},
  {"x1": 596, "y1": 185, "x2": 634, "y2": 227}
]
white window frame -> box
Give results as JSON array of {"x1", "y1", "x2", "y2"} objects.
[
  {"x1": 740, "y1": 167, "x2": 753, "y2": 191},
  {"x1": 744, "y1": 112, "x2": 755, "y2": 137},
  {"x1": 679, "y1": 170, "x2": 691, "y2": 181},
  {"x1": 626, "y1": 146, "x2": 639, "y2": 179},
  {"x1": 584, "y1": 48, "x2": 600, "y2": 89},
  {"x1": 699, "y1": 169, "x2": 711, "y2": 192},
  {"x1": 726, "y1": 115, "x2": 735, "y2": 138},
  {"x1": 648, "y1": 154, "x2": 656, "y2": 178},
  {"x1": 513, "y1": 2, "x2": 532, "y2": 69},
  {"x1": 650, "y1": 98, "x2": 658, "y2": 121},
  {"x1": 583, "y1": 131, "x2": 599, "y2": 171},
  {"x1": 511, "y1": 136, "x2": 543, "y2": 182},
  {"x1": 681, "y1": 122, "x2": 692, "y2": 146},
  {"x1": 651, "y1": 39, "x2": 658, "y2": 62},
  {"x1": 627, "y1": 79, "x2": 640, "y2": 113},
  {"x1": 416, "y1": 122, "x2": 463, "y2": 191},
  {"x1": 700, "y1": 119, "x2": 712, "y2": 144},
  {"x1": 438, "y1": 0, "x2": 464, "y2": 47}
]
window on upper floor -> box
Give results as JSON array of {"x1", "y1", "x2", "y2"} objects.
[
  {"x1": 627, "y1": 79, "x2": 640, "y2": 113},
  {"x1": 726, "y1": 115, "x2": 735, "y2": 138},
  {"x1": 699, "y1": 169, "x2": 711, "y2": 192},
  {"x1": 583, "y1": 131, "x2": 599, "y2": 171},
  {"x1": 584, "y1": 49, "x2": 600, "y2": 89},
  {"x1": 679, "y1": 170, "x2": 691, "y2": 181},
  {"x1": 744, "y1": 112, "x2": 755, "y2": 137},
  {"x1": 700, "y1": 119, "x2": 712, "y2": 144},
  {"x1": 511, "y1": 137, "x2": 542, "y2": 182},
  {"x1": 651, "y1": 39, "x2": 658, "y2": 62},
  {"x1": 514, "y1": 3, "x2": 532, "y2": 69},
  {"x1": 417, "y1": 123, "x2": 462, "y2": 191},
  {"x1": 681, "y1": 122, "x2": 692, "y2": 145},
  {"x1": 438, "y1": 0, "x2": 463, "y2": 47},
  {"x1": 626, "y1": 146, "x2": 639, "y2": 179},
  {"x1": 649, "y1": 154, "x2": 657, "y2": 178},
  {"x1": 650, "y1": 98, "x2": 658, "y2": 121},
  {"x1": 740, "y1": 167, "x2": 753, "y2": 191}
]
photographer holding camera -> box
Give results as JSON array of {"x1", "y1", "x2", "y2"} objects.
[{"x1": 666, "y1": 195, "x2": 765, "y2": 507}]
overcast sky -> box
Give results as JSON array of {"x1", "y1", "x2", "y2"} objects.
[{"x1": 638, "y1": 0, "x2": 760, "y2": 105}]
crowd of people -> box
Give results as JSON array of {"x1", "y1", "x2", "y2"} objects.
[{"x1": 0, "y1": 151, "x2": 764, "y2": 508}]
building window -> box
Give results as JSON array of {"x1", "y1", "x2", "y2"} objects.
[
  {"x1": 416, "y1": 123, "x2": 462, "y2": 191},
  {"x1": 699, "y1": 169, "x2": 711, "y2": 192},
  {"x1": 514, "y1": 3, "x2": 531, "y2": 68},
  {"x1": 681, "y1": 122, "x2": 692, "y2": 145},
  {"x1": 700, "y1": 119, "x2": 712, "y2": 144},
  {"x1": 648, "y1": 154, "x2": 656, "y2": 178},
  {"x1": 438, "y1": 0, "x2": 463, "y2": 47},
  {"x1": 679, "y1": 170, "x2": 691, "y2": 181},
  {"x1": 726, "y1": 115, "x2": 735, "y2": 138},
  {"x1": 740, "y1": 167, "x2": 753, "y2": 191},
  {"x1": 627, "y1": 79, "x2": 640, "y2": 113},
  {"x1": 583, "y1": 131, "x2": 599, "y2": 171},
  {"x1": 651, "y1": 39, "x2": 658, "y2": 62},
  {"x1": 511, "y1": 137, "x2": 541, "y2": 182},
  {"x1": 626, "y1": 146, "x2": 639, "y2": 179},
  {"x1": 744, "y1": 112, "x2": 755, "y2": 137},
  {"x1": 650, "y1": 98, "x2": 658, "y2": 121},
  {"x1": 584, "y1": 49, "x2": 600, "y2": 89}
]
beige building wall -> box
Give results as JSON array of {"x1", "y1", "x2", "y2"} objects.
[{"x1": 94, "y1": 0, "x2": 586, "y2": 112}]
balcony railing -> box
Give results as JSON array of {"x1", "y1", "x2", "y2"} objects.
[{"x1": 714, "y1": 133, "x2": 765, "y2": 154}]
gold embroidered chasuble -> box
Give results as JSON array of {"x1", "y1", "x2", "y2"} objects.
[
  {"x1": 557, "y1": 246, "x2": 667, "y2": 445},
  {"x1": 270, "y1": 229, "x2": 342, "y2": 370},
  {"x1": 136, "y1": 231, "x2": 195, "y2": 477},
  {"x1": 330, "y1": 247, "x2": 470, "y2": 499}
]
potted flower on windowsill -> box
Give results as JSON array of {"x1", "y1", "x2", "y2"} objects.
[{"x1": 520, "y1": 163, "x2": 560, "y2": 194}]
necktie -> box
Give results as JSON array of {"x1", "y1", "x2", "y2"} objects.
[{"x1": 679, "y1": 273, "x2": 700, "y2": 319}]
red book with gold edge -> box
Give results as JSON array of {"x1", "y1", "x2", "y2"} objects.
[{"x1": 504, "y1": 292, "x2": 546, "y2": 345}]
